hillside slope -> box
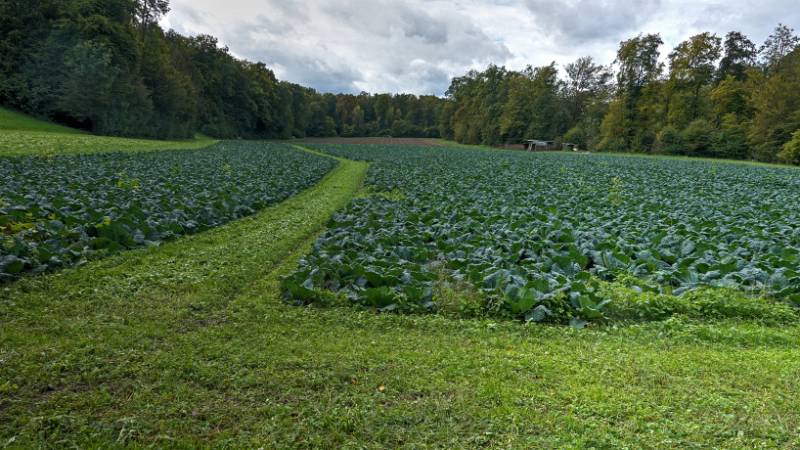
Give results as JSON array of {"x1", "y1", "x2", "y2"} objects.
[
  {"x1": 0, "y1": 107, "x2": 83, "y2": 134},
  {"x1": 0, "y1": 107, "x2": 216, "y2": 156}
]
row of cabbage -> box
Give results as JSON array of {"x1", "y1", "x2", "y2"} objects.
[
  {"x1": 0, "y1": 142, "x2": 337, "y2": 280},
  {"x1": 285, "y1": 144, "x2": 800, "y2": 322}
]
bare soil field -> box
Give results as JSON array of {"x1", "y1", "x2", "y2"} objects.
[
  {"x1": 296, "y1": 137, "x2": 447, "y2": 146},
  {"x1": 297, "y1": 137, "x2": 534, "y2": 151}
]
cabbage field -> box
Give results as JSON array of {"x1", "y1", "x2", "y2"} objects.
[
  {"x1": 285, "y1": 144, "x2": 800, "y2": 322},
  {"x1": 0, "y1": 142, "x2": 337, "y2": 280}
]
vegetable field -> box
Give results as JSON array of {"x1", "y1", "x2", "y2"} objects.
[
  {"x1": 0, "y1": 142, "x2": 336, "y2": 280},
  {"x1": 286, "y1": 144, "x2": 800, "y2": 323}
]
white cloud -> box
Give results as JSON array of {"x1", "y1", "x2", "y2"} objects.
[
  {"x1": 162, "y1": 0, "x2": 510, "y2": 94},
  {"x1": 161, "y1": 0, "x2": 800, "y2": 95}
]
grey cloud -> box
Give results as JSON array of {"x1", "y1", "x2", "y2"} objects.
[
  {"x1": 289, "y1": 64, "x2": 364, "y2": 93},
  {"x1": 249, "y1": 14, "x2": 297, "y2": 35},
  {"x1": 524, "y1": 0, "x2": 662, "y2": 44},
  {"x1": 237, "y1": 24, "x2": 364, "y2": 92},
  {"x1": 404, "y1": 63, "x2": 452, "y2": 94},
  {"x1": 319, "y1": 2, "x2": 394, "y2": 39},
  {"x1": 165, "y1": 4, "x2": 213, "y2": 34},
  {"x1": 400, "y1": 10, "x2": 449, "y2": 44},
  {"x1": 265, "y1": 1, "x2": 311, "y2": 24}
]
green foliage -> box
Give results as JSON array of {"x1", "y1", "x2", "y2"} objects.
[
  {"x1": 597, "y1": 100, "x2": 629, "y2": 152},
  {"x1": 681, "y1": 118, "x2": 716, "y2": 156},
  {"x1": 610, "y1": 34, "x2": 665, "y2": 151},
  {"x1": 0, "y1": 142, "x2": 336, "y2": 280},
  {"x1": 778, "y1": 130, "x2": 800, "y2": 164},
  {"x1": 655, "y1": 125, "x2": 684, "y2": 154},
  {"x1": 390, "y1": 119, "x2": 421, "y2": 137},
  {"x1": 666, "y1": 32, "x2": 722, "y2": 126},
  {"x1": 447, "y1": 64, "x2": 570, "y2": 146},
  {"x1": 285, "y1": 144, "x2": 800, "y2": 324},
  {"x1": 717, "y1": 31, "x2": 757, "y2": 81},
  {"x1": 759, "y1": 23, "x2": 800, "y2": 71},
  {"x1": 563, "y1": 56, "x2": 612, "y2": 126},
  {"x1": 133, "y1": 0, "x2": 170, "y2": 28},
  {"x1": 603, "y1": 280, "x2": 797, "y2": 324},
  {"x1": 713, "y1": 113, "x2": 750, "y2": 159},
  {"x1": 563, "y1": 126, "x2": 586, "y2": 148},
  {"x1": 710, "y1": 76, "x2": 751, "y2": 120},
  {"x1": 56, "y1": 41, "x2": 120, "y2": 130},
  {"x1": 748, "y1": 48, "x2": 800, "y2": 162},
  {"x1": 443, "y1": 28, "x2": 799, "y2": 163}
]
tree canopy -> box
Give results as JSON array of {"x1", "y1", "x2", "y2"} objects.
[
  {"x1": 443, "y1": 24, "x2": 800, "y2": 164},
  {"x1": 0, "y1": 0, "x2": 444, "y2": 139}
]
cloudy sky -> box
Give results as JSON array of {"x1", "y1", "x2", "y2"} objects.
[{"x1": 161, "y1": 0, "x2": 800, "y2": 95}]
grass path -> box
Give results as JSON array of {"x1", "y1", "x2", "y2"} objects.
[
  {"x1": 1, "y1": 146, "x2": 800, "y2": 448},
  {"x1": 0, "y1": 149, "x2": 369, "y2": 446}
]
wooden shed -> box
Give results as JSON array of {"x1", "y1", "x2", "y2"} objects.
[{"x1": 524, "y1": 140, "x2": 559, "y2": 151}]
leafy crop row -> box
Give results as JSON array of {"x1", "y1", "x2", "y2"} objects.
[
  {"x1": 0, "y1": 142, "x2": 337, "y2": 280},
  {"x1": 285, "y1": 145, "x2": 800, "y2": 323}
]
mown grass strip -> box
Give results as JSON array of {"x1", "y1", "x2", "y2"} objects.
[{"x1": 0, "y1": 151, "x2": 367, "y2": 443}]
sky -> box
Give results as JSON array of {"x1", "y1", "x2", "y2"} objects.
[{"x1": 160, "y1": 0, "x2": 800, "y2": 96}]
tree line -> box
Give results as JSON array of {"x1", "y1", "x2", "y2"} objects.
[
  {"x1": 1, "y1": 1, "x2": 799, "y2": 164},
  {"x1": 0, "y1": 0, "x2": 444, "y2": 140},
  {"x1": 441, "y1": 26, "x2": 800, "y2": 164}
]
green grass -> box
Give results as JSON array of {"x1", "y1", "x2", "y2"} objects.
[
  {"x1": 0, "y1": 107, "x2": 83, "y2": 134},
  {"x1": 1, "y1": 145, "x2": 800, "y2": 448},
  {"x1": 0, "y1": 107, "x2": 217, "y2": 156},
  {"x1": 0, "y1": 131, "x2": 217, "y2": 157}
]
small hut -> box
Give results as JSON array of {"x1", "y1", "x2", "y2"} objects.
[
  {"x1": 523, "y1": 140, "x2": 579, "y2": 152},
  {"x1": 524, "y1": 140, "x2": 559, "y2": 151}
]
